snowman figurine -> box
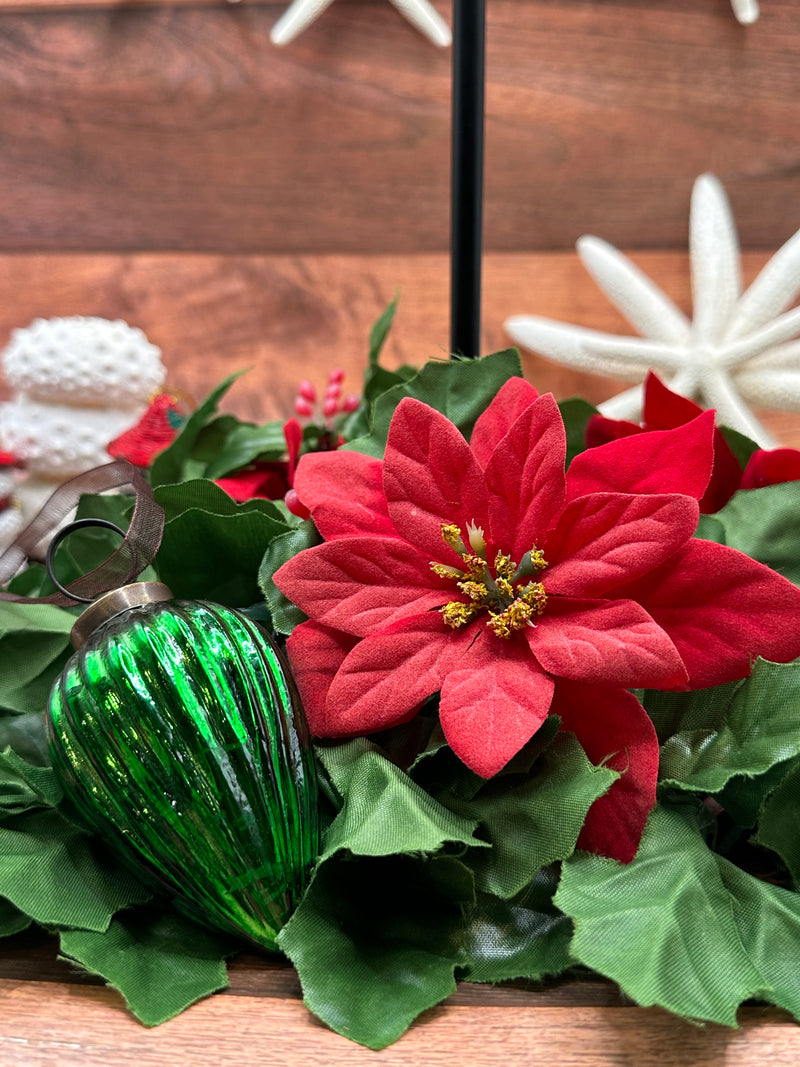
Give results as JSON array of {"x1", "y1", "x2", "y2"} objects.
[{"x1": 0, "y1": 317, "x2": 165, "y2": 520}]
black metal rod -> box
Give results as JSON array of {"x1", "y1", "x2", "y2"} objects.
[{"x1": 450, "y1": 0, "x2": 486, "y2": 359}]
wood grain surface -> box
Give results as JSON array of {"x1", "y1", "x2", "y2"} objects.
[
  {"x1": 0, "y1": 929, "x2": 799, "y2": 1066},
  {"x1": 0, "y1": 1, "x2": 798, "y2": 254},
  {"x1": 1, "y1": 249, "x2": 798, "y2": 445}
]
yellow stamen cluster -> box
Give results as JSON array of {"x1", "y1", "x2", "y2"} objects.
[{"x1": 432, "y1": 522, "x2": 549, "y2": 639}]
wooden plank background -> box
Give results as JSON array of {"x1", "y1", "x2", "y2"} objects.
[{"x1": 0, "y1": 1, "x2": 798, "y2": 254}]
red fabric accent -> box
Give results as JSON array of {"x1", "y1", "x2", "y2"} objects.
[
  {"x1": 483, "y1": 393, "x2": 567, "y2": 561},
  {"x1": 469, "y1": 376, "x2": 539, "y2": 468},
  {"x1": 613, "y1": 538, "x2": 800, "y2": 688},
  {"x1": 567, "y1": 409, "x2": 715, "y2": 503},
  {"x1": 285, "y1": 621, "x2": 358, "y2": 736},
  {"x1": 216, "y1": 463, "x2": 289, "y2": 502},
  {"x1": 439, "y1": 637, "x2": 554, "y2": 777},
  {"x1": 740, "y1": 447, "x2": 800, "y2": 489},
  {"x1": 528, "y1": 596, "x2": 687, "y2": 688},
  {"x1": 543, "y1": 492, "x2": 699, "y2": 598},
  {"x1": 552, "y1": 681, "x2": 659, "y2": 864},
  {"x1": 293, "y1": 450, "x2": 395, "y2": 541},
  {"x1": 107, "y1": 393, "x2": 185, "y2": 468},
  {"x1": 383, "y1": 399, "x2": 490, "y2": 563}
]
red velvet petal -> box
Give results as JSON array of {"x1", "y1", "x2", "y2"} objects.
[
  {"x1": 383, "y1": 399, "x2": 490, "y2": 563},
  {"x1": 551, "y1": 681, "x2": 659, "y2": 863},
  {"x1": 469, "y1": 377, "x2": 539, "y2": 468},
  {"x1": 740, "y1": 448, "x2": 800, "y2": 490},
  {"x1": 293, "y1": 450, "x2": 395, "y2": 541},
  {"x1": 528, "y1": 597, "x2": 687, "y2": 688},
  {"x1": 285, "y1": 621, "x2": 359, "y2": 737},
  {"x1": 325, "y1": 613, "x2": 477, "y2": 734},
  {"x1": 565, "y1": 410, "x2": 715, "y2": 503},
  {"x1": 641, "y1": 372, "x2": 703, "y2": 430},
  {"x1": 585, "y1": 414, "x2": 642, "y2": 449},
  {"x1": 439, "y1": 639, "x2": 554, "y2": 777},
  {"x1": 273, "y1": 536, "x2": 442, "y2": 637},
  {"x1": 483, "y1": 393, "x2": 567, "y2": 560},
  {"x1": 543, "y1": 492, "x2": 699, "y2": 598},
  {"x1": 613, "y1": 539, "x2": 800, "y2": 688}
]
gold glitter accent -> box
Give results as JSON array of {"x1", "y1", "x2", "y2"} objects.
[
  {"x1": 458, "y1": 580, "x2": 488, "y2": 602},
  {"x1": 441, "y1": 601, "x2": 480, "y2": 628}
]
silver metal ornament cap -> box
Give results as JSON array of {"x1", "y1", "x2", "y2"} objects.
[{"x1": 70, "y1": 581, "x2": 174, "y2": 650}]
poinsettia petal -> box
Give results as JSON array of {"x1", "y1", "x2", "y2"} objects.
[
  {"x1": 293, "y1": 450, "x2": 395, "y2": 541},
  {"x1": 285, "y1": 621, "x2": 359, "y2": 737},
  {"x1": 544, "y1": 492, "x2": 699, "y2": 598},
  {"x1": 641, "y1": 371, "x2": 703, "y2": 430},
  {"x1": 528, "y1": 597, "x2": 687, "y2": 688},
  {"x1": 740, "y1": 447, "x2": 800, "y2": 489},
  {"x1": 551, "y1": 681, "x2": 658, "y2": 863},
  {"x1": 483, "y1": 392, "x2": 567, "y2": 560},
  {"x1": 439, "y1": 639, "x2": 554, "y2": 777},
  {"x1": 383, "y1": 398, "x2": 490, "y2": 562},
  {"x1": 585, "y1": 414, "x2": 641, "y2": 449},
  {"x1": 565, "y1": 410, "x2": 715, "y2": 502},
  {"x1": 324, "y1": 613, "x2": 478, "y2": 734},
  {"x1": 273, "y1": 536, "x2": 443, "y2": 637},
  {"x1": 469, "y1": 377, "x2": 539, "y2": 468},
  {"x1": 613, "y1": 539, "x2": 800, "y2": 688}
]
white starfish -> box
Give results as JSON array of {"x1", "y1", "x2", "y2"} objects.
[
  {"x1": 731, "y1": 0, "x2": 759, "y2": 24},
  {"x1": 505, "y1": 174, "x2": 800, "y2": 448},
  {"x1": 270, "y1": 0, "x2": 451, "y2": 46}
]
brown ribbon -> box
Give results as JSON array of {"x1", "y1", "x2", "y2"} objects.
[{"x1": 0, "y1": 460, "x2": 165, "y2": 606}]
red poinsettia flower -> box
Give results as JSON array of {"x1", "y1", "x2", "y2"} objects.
[
  {"x1": 274, "y1": 378, "x2": 800, "y2": 863},
  {"x1": 588, "y1": 373, "x2": 800, "y2": 511}
]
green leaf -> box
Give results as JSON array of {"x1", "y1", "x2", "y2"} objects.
[
  {"x1": 257, "y1": 520, "x2": 320, "y2": 635},
  {"x1": 555, "y1": 804, "x2": 763, "y2": 1025},
  {"x1": 0, "y1": 602, "x2": 74, "y2": 715},
  {"x1": 203, "y1": 421, "x2": 288, "y2": 480},
  {"x1": 753, "y1": 759, "x2": 800, "y2": 884},
  {"x1": 462, "y1": 868, "x2": 573, "y2": 983},
  {"x1": 715, "y1": 756, "x2": 799, "y2": 829},
  {"x1": 0, "y1": 749, "x2": 62, "y2": 814},
  {"x1": 278, "y1": 852, "x2": 473, "y2": 1049},
  {"x1": 60, "y1": 905, "x2": 234, "y2": 1026},
  {"x1": 447, "y1": 732, "x2": 618, "y2": 899},
  {"x1": 150, "y1": 372, "x2": 245, "y2": 487},
  {"x1": 153, "y1": 484, "x2": 291, "y2": 606},
  {"x1": 695, "y1": 482, "x2": 800, "y2": 586},
  {"x1": 317, "y1": 738, "x2": 486, "y2": 860},
  {"x1": 344, "y1": 350, "x2": 523, "y2": 459},
  {"x1": 715, "y1": 856, "x2": 800, "y2": 1019},
  {"x1": 718, "y1": 425, "x2": 760, "y2": 471},
  {"x1": 656, "y1": 659, "x2": 800, "y2": 793},
  {"x1": 0, "y1": 809, "x2": 151, "y2": 931},
  {"x1": 0, "y1": 897, "x2": 32, "y2": 937},
  {"x1": 559, "y1": 397, "x2": 598, "y2": 468},
  {"x1": 368, "y1": 295, "x2": 399, "y2": 365},
  {"x1": 0, "y1": 712, "x2": 51, "y2": 767}
]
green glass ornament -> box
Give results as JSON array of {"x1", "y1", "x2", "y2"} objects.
[{"x1": 47, "y1": 582, "x2": 319, "y2": 951}]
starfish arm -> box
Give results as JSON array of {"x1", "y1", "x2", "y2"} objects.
[
  {"x1": 597, "y1": 384, "x2": 645, "y2": 420},
  {"x1": 699, "y1": 366, "x2": 777, "y2": 447},
  {"x1": 581, "y1": 334, "x2": 689, "y2": 374},
  {"x1": 270, "y1": 0, "x2": 337, "y2": 44},
  {"x1": 721, "y1": 305, "x2": 800, "y2": 368},
  {"x1": 730, "y1": 0, "x2": 759, "y2": 23},
  {"x1": 747, "y1": 340, "x2": 800, "y2": 370},
  {"x1": 734, "y1": 367, "x2": 800, "y2": 413},
  {"x1": 388, "y1": 0, "x2": 451, "y2": 45},
  {"x1": 577, "y1": 236, "x2": 691, "y2": 344},
  {"x1": 689, "y1": 174, "x2": 742, "y2": 344},
  {"x1": 727, "y1": 227, "x2": 800, "y2": 339},
  {"x1": 505, "y1": 316, "x2": 671, "y2": 380}
]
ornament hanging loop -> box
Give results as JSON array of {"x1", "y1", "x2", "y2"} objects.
[{"x1": 45, "y1": 518, "x2": 127, "y2": 603}]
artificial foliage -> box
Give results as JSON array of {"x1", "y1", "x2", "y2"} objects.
[{"x1": 2, "y1": 314, "x2": 800, "y2": 1048}]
